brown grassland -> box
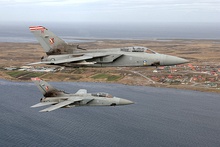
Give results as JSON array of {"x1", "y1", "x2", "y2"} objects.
[{"x1": 0, "y1": 39, "x2": 220, "y2": 93}]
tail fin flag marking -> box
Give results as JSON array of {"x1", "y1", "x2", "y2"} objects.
[
  {"x1": 31, "y1": 77, "x2": 63, "y2": 97},
  {"x1": 31, "y1": 77, "x2": 41, "y2": 81},
  {"x1": 29, "y1": 26, "x2": 67, "y2": 55},
  {"x1": 29, "y1": 26, "x2": 46, "y2": 31}
]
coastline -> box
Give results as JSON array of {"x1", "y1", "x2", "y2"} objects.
[{"x1": 0, "y1": 39, "x2": 219, "y2": 93}]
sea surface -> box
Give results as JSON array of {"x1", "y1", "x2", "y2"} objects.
[
  {"x1": 0, "y1": 22, "x2": 220, "y2": 43},
  {"x1": 0, "y1": 79, "x2": 220, "y2": 147}
]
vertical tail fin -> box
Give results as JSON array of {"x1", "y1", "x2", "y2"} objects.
[
  {"x1": 31, "y1": 77, "x2": 63, "y2": 97},
  {"x1": 29, "y1": 26, "x2": 67, "y2": 55}
]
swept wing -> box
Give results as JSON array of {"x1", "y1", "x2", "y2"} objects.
[
  {"x1": 28, "y1": 53, "x2": 123, "y2": 65},
  {"x1": 28, "y1": 55, "x2": 93, "y2": 65},
  {"x1": 39, "y1": 98, "x2": 82, "y2": 112},
  {"x1": 50, "y1": 55, "x2": 93, "y2": 64}
]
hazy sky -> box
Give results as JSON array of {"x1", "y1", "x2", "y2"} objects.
[{"x1": 1, "y1": 0, "x2": 220, "y2": 23}]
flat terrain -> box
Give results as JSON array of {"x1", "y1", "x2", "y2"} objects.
[
  {"x1": 0, "y1": 39, "x2": 220, "y2": 66},
  {"x1": 0, "y1": 39, "x2": 220, "y2": 93}
]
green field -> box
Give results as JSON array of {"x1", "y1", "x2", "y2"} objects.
[
  {"x1": 91, "y1": 73, "x2": 121, "y2": 81},
  {"x1": 6, "y1": 71, "x2": 44, "y2": 79}
]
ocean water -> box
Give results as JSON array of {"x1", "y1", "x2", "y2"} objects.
[
  {"x1": 0, "y1": 79, "x2": 220, "y2": 147},
  {"x1": 0, "y1": 22, "x2": 220, "y2": 43}
]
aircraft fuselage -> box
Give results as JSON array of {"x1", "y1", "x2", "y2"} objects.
[
  {"x1": 42, "y1": 47, "x2": 188, "y2": 67},
  {"x1": 41, "y1": 93, "x2": 133, "y2": 107}
]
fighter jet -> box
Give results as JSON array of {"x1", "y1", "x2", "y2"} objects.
[
  {"x1": 31, "y1": 77, "x2": 133, "y2": 112},
  {"x1": 29, "y1": 26, "x2": 189, "y2": 67}
]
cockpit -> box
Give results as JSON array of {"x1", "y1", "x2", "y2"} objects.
[
  {"x1": 91, "y1": 92, "x2": 113, "y2": 98},
  {"x1": 120, "y1": 46, "x2": 157, "y2": 54}
]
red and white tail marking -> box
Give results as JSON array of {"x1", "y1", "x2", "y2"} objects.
[
  {"x1": 31, "y1": 77, "x2": 41, "y2": 81},
  {"x1": 29, "y1": 26, "x2": 46, "y2": 31}
]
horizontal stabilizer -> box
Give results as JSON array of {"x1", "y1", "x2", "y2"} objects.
[{"x1": 31, "y1": 102, "x2": 57, "y2": 108}]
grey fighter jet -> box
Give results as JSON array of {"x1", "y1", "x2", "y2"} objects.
[
  {"x1": 31, "y1": 77, "x2": 133, "y2": 112},
  {"x1": 29, "y1": 26, "x2": 189, "y2": 67}
]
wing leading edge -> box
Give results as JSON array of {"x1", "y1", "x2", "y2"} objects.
[{"x1": 31, "y1": 102, "x2": 57, "y2": 108}]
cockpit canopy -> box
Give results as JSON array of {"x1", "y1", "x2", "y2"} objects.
[
  {"x1": 120, "y1": 46, "x2": 157, "y2": 54},
  {"x1": 92, "y1": 92, "x2": 113, "y2": 98}
]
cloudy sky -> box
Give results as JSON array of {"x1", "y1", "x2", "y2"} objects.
[{"x1": 1, "y1": 0, "x2": 220, "y2": 23}]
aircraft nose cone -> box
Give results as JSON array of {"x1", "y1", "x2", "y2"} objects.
[
  {"x1": 162, "y1": 55, "x2": 189, "y2": 66},
  {"x1": 119, "y1": 98, "x2": 134, "y2": 105}
]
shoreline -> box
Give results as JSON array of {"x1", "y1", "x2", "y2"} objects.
[
  {"x1": 0, "y1": 70, "x2": 219, "y2": 94},
  {"x1": 0, "y1": 40, "x2": 219, "y2": 93}
]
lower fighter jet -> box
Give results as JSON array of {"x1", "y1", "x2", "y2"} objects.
[
  {"x1": 31, "y1": 77, "x2": 133, "y2": 112},
  {"x1": 29, "y1": 26, "x2": 189, "y2": 67}
]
